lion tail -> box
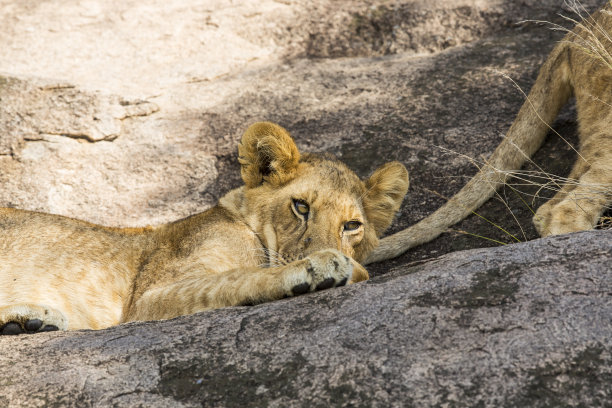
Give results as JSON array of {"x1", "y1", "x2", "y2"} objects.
[{"x1": 365, "y1": 41, "x2": 573, "y2": 264}]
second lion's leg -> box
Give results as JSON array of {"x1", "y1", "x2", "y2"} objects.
[{"x1": 534, "y1": 135, "x2": 612, "y2": 236}]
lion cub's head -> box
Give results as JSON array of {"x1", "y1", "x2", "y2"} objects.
[{"x1": 237, "y1": 122, "x2": 409, "y2": 281}]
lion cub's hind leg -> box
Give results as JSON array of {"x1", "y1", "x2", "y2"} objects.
[{"x1": 0, "y1": 304, "x2": 67, "y2": 335}]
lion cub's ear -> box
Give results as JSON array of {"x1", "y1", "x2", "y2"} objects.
[
  {"x1": 363, "y1": 162, "x2": 409, "y2": 237},
  {"x1": 238, "y1": 122, "x2": 301, "y2": 188}
]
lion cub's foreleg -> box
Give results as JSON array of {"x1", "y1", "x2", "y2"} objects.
[
  {"x1": 125, "y1": 249, "x2": 358, "y2": 323},
  {"x1": 0, "y1": 304, "x2": 67, "y2": 335}
]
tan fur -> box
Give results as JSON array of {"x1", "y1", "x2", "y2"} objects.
[
  {"x1": 366, "y1": 3, "x2": 612, "y2": 263},
  {"x1": 0, "y1": 122, "x2": 408, "y2": 332}
]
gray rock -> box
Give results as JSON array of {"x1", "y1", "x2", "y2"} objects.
[
  {"x1": 0, "y1": 230, "x2": 610, "y2": 407},
  {"x1": 0, "y1": 0, "x2": 610, "y2": 406}
]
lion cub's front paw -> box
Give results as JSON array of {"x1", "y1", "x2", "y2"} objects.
[{"x1": 286, "y1": 249, "x2": 353, "y2": 296}]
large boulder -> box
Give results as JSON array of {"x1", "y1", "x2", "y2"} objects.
[
  {"x1": 0, "y1": 0, "x2": 610, "y2": 406},
  {"x1": 0, "y1": 230, "x2": 610, "y2": 407}
]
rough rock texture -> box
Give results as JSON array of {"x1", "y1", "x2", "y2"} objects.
[
  {"x1": 0, "y1": 231, "x2": 610, "y2": 407},
  {"x1": 1, "y1": 0, "x2": 611, "y2": 406}
]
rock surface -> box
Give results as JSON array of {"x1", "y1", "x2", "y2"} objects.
[
  {"x1": 0, "y1": 231, "x2": 610, "y2": 407},
  {"x1": 0, "y1": 0, "x2": 610, "y2": 406}
]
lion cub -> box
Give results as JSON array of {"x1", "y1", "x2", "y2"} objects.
[
  {"x1": 0, "y1": 122, "x2": 408, "y2": 334},
  {"x1": 367, "y1": 3, "x2": 612, "y2": 263}
]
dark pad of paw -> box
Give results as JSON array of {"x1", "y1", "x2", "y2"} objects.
[
  {"x1": 24, "y1": 319, "x2": 43, "y2": 333},
  {"x1": 336, "y1": 277, "x2": 348, "y2": 287},
  {"x1": 292, "y1": 282, "x2": 310, "y2": 296},
  {"x1": 1, "y1": 322, "x2": 24, "y2": 335},
  {"x1": 39, "y1": 325, "x2": 59, "y2": 332},
  {"x1": 315, "y1": 277, "x2": 335, "y2": 291}
]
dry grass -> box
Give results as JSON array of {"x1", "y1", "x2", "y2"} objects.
[
  {"x1": 437, "y1": 148, "x2": 612, "y2": 245},
  {"x1": 525, "y1": 1, "x2": 612, "y2": 70}
]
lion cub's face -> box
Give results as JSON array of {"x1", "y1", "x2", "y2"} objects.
[{"x1": 238, "y1": 122, "x2": 409, "y2": 275}]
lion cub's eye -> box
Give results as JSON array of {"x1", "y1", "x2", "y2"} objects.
[
  {"x1": 343, "y1": 220, "x2": 362, "y2": 232},
  {"x1": 292, "y1": 199, "x2": 310, "y2": 219}
]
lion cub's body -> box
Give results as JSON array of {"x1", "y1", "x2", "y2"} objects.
[
  {"x1": 0, "y1": 122, "x2": 408, "y2": 333},
  {"x1": 0, "y1": 205, "x2": 262, "y2": 330}
]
